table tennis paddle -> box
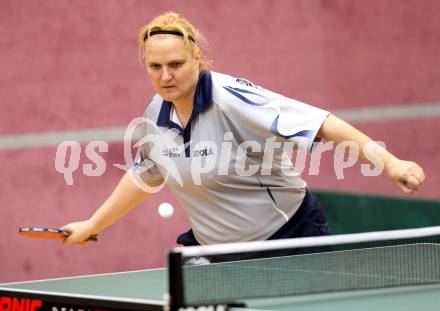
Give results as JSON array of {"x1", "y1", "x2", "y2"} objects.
[{"x1": 19, "y1": 227, "x2": 98, "y2": 242}]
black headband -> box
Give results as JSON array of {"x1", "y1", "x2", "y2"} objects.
[{"x1": 146, "y1": 30, "x2": 195, "y2": 43}]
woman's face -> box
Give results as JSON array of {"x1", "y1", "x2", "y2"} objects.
[{"x1": 144, "y1": 35, "x2": 200, "y2": 105}]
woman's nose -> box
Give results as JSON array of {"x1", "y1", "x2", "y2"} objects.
[{"x1": 161, "y1": 67, "x2": 172, "y2": 81}]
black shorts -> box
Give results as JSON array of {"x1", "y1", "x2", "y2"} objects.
[{"x1": 177, "y1": 190, "x2": 332, "y2": 262}]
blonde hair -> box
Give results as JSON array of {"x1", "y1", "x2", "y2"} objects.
[{"x1": 138, "y1": 12, "x2": 210, "y2": 71}]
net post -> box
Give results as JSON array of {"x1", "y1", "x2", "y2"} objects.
[{"x1": 168, "y1": 250, "x2": 184, "y2": 311}]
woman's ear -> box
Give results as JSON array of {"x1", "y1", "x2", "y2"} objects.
[{"x1": 193, "y1": 47, "x2": 202, "y2": 66}]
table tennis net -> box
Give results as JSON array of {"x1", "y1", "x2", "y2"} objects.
[{"x1": 168, "y1": 226, "x2": 440, "y2": 306}]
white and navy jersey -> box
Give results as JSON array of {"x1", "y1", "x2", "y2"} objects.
[{"x1": 130, "y1": 71, "x2": 330, "y2": 245}]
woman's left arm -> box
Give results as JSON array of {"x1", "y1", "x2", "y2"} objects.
[{"x1": 317, "y1": 114, "x2": 425, "y2": 194}]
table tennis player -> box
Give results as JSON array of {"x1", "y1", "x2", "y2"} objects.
[{"x1": 61, "y1": 12, "x2": 425, "y2": 253}]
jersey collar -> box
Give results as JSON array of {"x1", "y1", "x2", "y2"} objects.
[{"x1": 156, "y1": 71, "x2": 212, "y2": 128}]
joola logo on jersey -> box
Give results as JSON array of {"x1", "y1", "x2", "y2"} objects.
[{"x1": 193, "y1": 148, "x2": 214, "y2": 157}]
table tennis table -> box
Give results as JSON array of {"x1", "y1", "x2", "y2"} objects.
[
  {"x1": 3, "y1": 227, "x2": 440, "y2": 311},
  {"x1": 1, "y1": 263, "x2": 440, "y2": 310}
]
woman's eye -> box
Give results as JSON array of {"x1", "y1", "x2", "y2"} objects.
[
  {"x1": 170, "y1": 62, "x2": 183, "y2": 69},
  {"x1": 149, "y1": 64, "x2": 161, "y2": 70}
]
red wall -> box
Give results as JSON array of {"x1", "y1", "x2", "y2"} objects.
[{"x1": 1, "y1": 0, "x2": 439, "y2": 282}]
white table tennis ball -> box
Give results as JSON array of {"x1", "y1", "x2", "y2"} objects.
[{"x1": 158, "y1": 202, "x2": 174, "y2": 218}]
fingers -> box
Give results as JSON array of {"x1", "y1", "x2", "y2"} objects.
[
  {"x1": 60, "y1": 221, "x2": 93, "y2": 246},
  {"x1": 397, "y1": 179, "x2": 418, "y2": 194},
  {"x1": 390, "y1": 160, "x2": 425, "y2": 195},
  {"x1": 397, "y1": 170, "x2": 425, "y2": 194}
]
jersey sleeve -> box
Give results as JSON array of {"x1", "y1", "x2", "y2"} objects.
[
  {"x1": 216, "y1": 77, "x2": 330, "y2": 151},
  {"x1": 128, "y1": 108, "x2": 165, "y2": 189},
  {"x1": 129, "y1": 142, "x2": 165, "y2": 188}
]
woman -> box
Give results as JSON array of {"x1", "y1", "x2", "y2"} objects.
[{"x1": 62, "y1": 12, "x2": 425, "y2": 250}]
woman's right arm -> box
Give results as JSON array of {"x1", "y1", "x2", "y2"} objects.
[{"x1": 62, "y1": 171, "x2": 150, "y2": 245}]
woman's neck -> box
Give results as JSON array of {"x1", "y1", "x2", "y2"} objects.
[
  {"x1": 172, "y1": 94, "x2": 195, "y2": 128},
  {"x1": 172, "y1": 70, "x2": 200, "y2": 128}
]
